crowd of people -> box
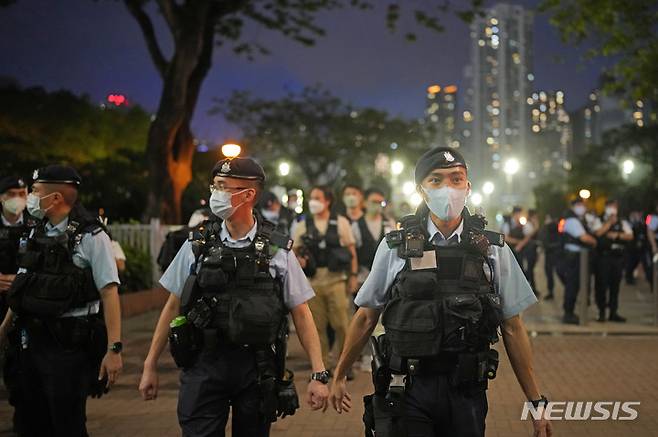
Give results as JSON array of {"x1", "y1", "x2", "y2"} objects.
[{"x1": 501, "y1": 199, "x2": 658, "y2": 325}]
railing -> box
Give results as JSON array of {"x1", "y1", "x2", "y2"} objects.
[{"x1": 109, "y1": 219, "x2": 183, "y2": 286}]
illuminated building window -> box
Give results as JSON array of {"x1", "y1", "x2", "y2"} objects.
[
  {"x1": 527, "y1": 97, "x2": 533, "y2": 105},
  {"x1": 527, "y1": 73, "x2": 534, "y2": 81},
  {"x1": 463, "y1": 111, "x2": 473, "y2": 122},
  {"x1": 478, "y1": 39, "x2": 486, "y2": 47},
  {"x1": 532, "y1": 125, "x2": 540, "y2": 133}
]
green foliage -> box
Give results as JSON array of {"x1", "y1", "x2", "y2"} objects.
[
  {"x1": 213, "y1": 86, "x2": 433, "y2": 191},
  {"x1": 0, "y1": 84, "x2": 150, "y2": 166},
  {"x1": 541, "y1": 0, "x2": 658, "y2": 103},
  {"x1": 0, "y1": 84, "x2": 151, "y2": 222},
  {"x1": 119, "y1": 244, "x2": 152, "y2": 294}
]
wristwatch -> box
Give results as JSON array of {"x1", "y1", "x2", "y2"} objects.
[
  {"x1": 109, "y1": 342, "x2": 123, "y2": 354},
  {"x1": 530, "y1": 395, "x2": 549, "y2": 408},
  {"x1": 310, "y1": 370, "x2": 330, "y2": 384}
]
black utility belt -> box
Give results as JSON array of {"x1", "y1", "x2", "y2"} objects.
[{"x1": 390, "y1": 352, "x2": 458, "y2": 375}]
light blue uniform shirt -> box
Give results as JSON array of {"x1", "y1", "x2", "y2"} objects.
[
  {"x1": 563, "y1": 217, "x2": 587, "y2": 253},
  {"x1": 354, "y1": 218, "x2": 537, "y2": 320},
  {"x1": 160, "y1": 220, "x2": 315, "y2": 310},
  {"x1": 21, "y1": 217, "x2": 120, "y2": 317}
]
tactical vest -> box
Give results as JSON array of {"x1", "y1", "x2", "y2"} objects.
[
  {"x1": 7, "y1": 204, "x2": 103, "y2": 318},
  {"x1": 381, "y1": 210, "x2": 503, "y2": 359},
  {"x1": 304, "y1": 213, "x2": 342, "y2": 268},
  {"x1": 356, "y1": 216, "x2": 384, "y2": 270},
  {"x1": 188, "y1": 216, "x2": 289, "y2": 346},
  {"x1": 0, "y1": 215, "x2": 31, "y2": 274},
  {"x1": 559, "y1": 210, "x2": 591, "y2": 249},
  {"x1": 596, "y1": 215, "x2": 626, "y2": 256}
]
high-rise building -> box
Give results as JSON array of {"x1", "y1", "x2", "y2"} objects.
[
  {"x1": 463, "y1": 3, "x2": 534, "y2": 184},
  {"x1": 527, "y1": 90, "x2": 571, "y2": 177},
  {"x1": 425, "y1": 84, "x2": 460, "y2": 149}
]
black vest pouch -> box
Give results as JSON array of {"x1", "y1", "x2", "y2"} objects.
[
  {"x1": 327, "y1": 246, "x2": 352, "y2": 272},
  {"x1": 8, "y1": 271, "x2": 79, "y2": 317},
  {"x1": 381, "y1": 271, "x2": 441, "y2": 358},
  {"x1": 442, "y1": 294, "x2": 483, "y2": 351},
  {"x1": 227, "y1": 281, "x2": 285, "y2": 345}
]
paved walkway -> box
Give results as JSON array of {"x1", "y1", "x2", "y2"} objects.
[{"x1": 1, "y1": 258, "x2": 657, "y2": 436}]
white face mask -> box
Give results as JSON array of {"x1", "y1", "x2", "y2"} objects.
[
  {"x1": 209, "y1": 190, "x2": 247, "y2": 220},
  {"x1": 422, "y1": 186, "x2": 468, "y2": 221},
  {"x1": 261, "y1": 209, "x2": 279, "y2": 222},
  {"x1": 308, "y1": 199, "x2": 325, "y2": 215},
  {"x1": 605, "y1": 206, "x2": 618, "y2": 217},
  {"x1": 26, "y1": 192, "x2": 55, "y2": 219},
  {"x1": 573, "y1": 205, "x2": 586, "y2": 217},
  {"x1": 1, "y1": 197, "x2": 27, "y2": 216},
  {"x1": 343, "y1": 194, "x2": 359, "y2": 208}
]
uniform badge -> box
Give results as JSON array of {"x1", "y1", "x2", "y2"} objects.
[
  {"x1": 443, "y1": 151, "x2": 455, "y2": 162},
  {"x1": 32, "y1": 169, "x2": 39, "y2": 180},
  {"x1": 221, "y1": 161, "x2": 231, "y2": 173},
  {"x1": 17, "y1": 178, "x2": 25, "y2": 187}
]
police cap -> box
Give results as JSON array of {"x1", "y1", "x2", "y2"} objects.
[
  {"x1": 211, "y1": 157, "x2": 266, "y2": 182},
  {"x1": 0, "y1": 176, "x2": 27, "y2": 194},
  {"x1": 32, "y1": 165, "x2": 82, "y2": 186},
  {"x1": 414, "y1": 147, "x2": 467, "y2": 184}
]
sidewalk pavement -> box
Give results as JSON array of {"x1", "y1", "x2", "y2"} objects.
[{"x1": 1, "y1": 258, "x2": 657, "y2": 436}]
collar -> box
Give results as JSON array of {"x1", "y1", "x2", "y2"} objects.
[
  {"x1": 427, "y1": 217, "x2": 463, "y2": 244},
  {"x1": 45, "y1": 217, "x2": 69, "y2": 234},
  {"x1": 1, "y1": 212, "x2": 24, "y2": 227},
  {"x1": 220, "y1": 220, "x2": 258, "y2": 244}
]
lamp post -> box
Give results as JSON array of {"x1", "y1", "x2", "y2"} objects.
[{"x1": 221, "y1": 143, "x2": 241, "y2": 159}]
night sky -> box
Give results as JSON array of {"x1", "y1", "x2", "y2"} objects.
[{"x1": 0, "y1": 0, "x2": 610, "y2": 144}]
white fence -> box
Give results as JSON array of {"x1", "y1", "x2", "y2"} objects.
[{"x1": 108, "y1": 219, "x2": 183, "y2": 286}]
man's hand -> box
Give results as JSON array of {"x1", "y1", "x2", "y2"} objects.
[
  {"x1": 328, "y1": 376, "x2": 353, "y2": 413},
  {"x1": 0, "y1": 274, "x2": 16, "y2": 292},
  {"x1": 533, "y1": 417, "x2": 553, "y2": 437},
  {"x1": 139, "y1": 364, "x2": 159, "y2": 400},
  {"x1": 306, "y1": 380, "x2": 328, "y2": 411},
  {"x1": 99, "y1": 351, "x2": 123, "y2": 388},
  {"x1": 348, "y1": 276, "x2": 358, "y2": 295}
]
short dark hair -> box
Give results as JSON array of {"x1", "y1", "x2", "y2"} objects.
[
  {"x1": 364, "y1": 188, "x2": 386, "y2": 199},
  {"x1": 342, "y1": 183, "x2": 362, "y2": 195},
  {"x1": 311, "y1": 185, "x2": 334, "y2": 207},
  {"x1": 512, "y1": 206, "x2": 522, "y2": 214}
]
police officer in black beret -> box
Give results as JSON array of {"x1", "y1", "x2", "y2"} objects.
[
  {"x1": 139, "y1": 157, "x2": 329, "y2": 436},
  {"x1": 330, "y1": 148, "x2": 552, "y2": 437},
  {"x1": 0, "y1": 165, "x2": 123, "y2": 436}
]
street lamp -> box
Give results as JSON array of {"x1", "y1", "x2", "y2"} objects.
[
  {"x1": 278, "y1": 162, "x2": 290, "y2": 177},
  {"x1": 482, "y1": 181, "x2": 495, "y2": 195},
  {"x1": 579, "y1": 189, "x2": 591, "y2": 199},
  {"x1": 470, "y1": 192, "x2": 483, "y2": 207},
  {"x1": 622, "y1": 159, "x2": 635, "y2": 176},
  {"x1": 503, "y1": 158, "x2": 520, "y2": 176},
  {"x1": 410, "y1": 192, "x2": 423, "y2": 207},
  {"x1": 221, "y1": 143, "x2": 241, "y2": 159},
  {"x1": 391, "y1": 160, "x2": 404, "y2": 176},
  {"x1": 402, "y1": 181, "x2": 416, "y2": 196}
]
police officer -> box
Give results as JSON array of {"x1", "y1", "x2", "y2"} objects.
[
  {"x1": 329, "y1": 148, "x2": 551, "y2": 437},
  {"x1": 557, "y1": 198, "x2": 598, "y2": 324},
  {"x1": 502, "y1": 206, "x2": 525, "y2": 265},
  {"x1": 592, "y1": 200, "x2": 633, "y2": 322},
  {"x1": 0, "y1": 165, "x2": 123, "y2": 437},
  {"x1": 625, "y1": 209, "x2": 651, "y2": 285},
  {"x1": 138, "y1": 157, "x2": 329, "y2": 437},
  {"x1": 259, "y1": 190, "x2": 294, "y2": 236},
  {"x1": 0, "y1": 176, "x2": 31, "y2": 320}
]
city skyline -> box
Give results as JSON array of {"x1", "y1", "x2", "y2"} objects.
[{"x1": 0, "y1": 0, "x2": 613, "y2": 146}]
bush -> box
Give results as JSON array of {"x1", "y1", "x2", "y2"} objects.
[{"x1": 118, "y1": 244, "x2": 153, "y2": 294}]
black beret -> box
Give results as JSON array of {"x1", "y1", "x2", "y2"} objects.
[
  {"x1": 414, "y1": 147, "x2": 467, "y2": 184},
  {"x1": 32, "y1": 165, "x2": 82, "y2": 186},
  {"x1": 0, "y1": 176, "x2": 27, "y2": 194},
  {"x1": 211, "y1": 157, "x2": 265, "y2": 182}
]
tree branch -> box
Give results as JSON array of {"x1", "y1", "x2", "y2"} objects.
[
  {"x1": 124, "y1": 0, "x2": 169, "y2": 78},
  {"x1": 156, "y1": 0, "x2": 180, "y2": 35}
]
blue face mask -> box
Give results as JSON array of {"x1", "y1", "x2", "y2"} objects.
[{"x1": 422, "y1": 186, "x2": 468, "y2": 221}]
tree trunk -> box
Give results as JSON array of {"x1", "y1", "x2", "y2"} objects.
[{"x1": 143, "y1": 2, "x2": 215, "y2": 224}]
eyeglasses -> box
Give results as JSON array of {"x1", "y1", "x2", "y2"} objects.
[{"x1": 209, "y1": 184, "x2": 249, "y2": 194}]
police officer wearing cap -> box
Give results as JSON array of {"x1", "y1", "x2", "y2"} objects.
[
  {"x1": 591, "y1": 199, "x2": 633, "y2": 322},
  {"x1": 557, "y1": 198, "x2": 597, "y2": 324},
  {"x1": 329, "y1": 148, "x2": 552, "y2": 437},
  {"x1": 0, "y1": 165, "x2": 123, "y2": 436},
  {"x1": 0, "y1": 176, "x2": 32, "y2": 321},
  {"x1": 139, "y1": 157, "x2": 329, "y2": 437}
]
